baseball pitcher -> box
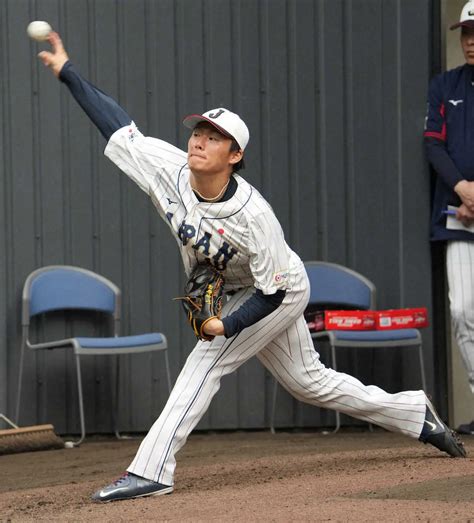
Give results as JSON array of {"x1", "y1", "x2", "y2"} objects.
[{"x1": 37, "y1": 32, "x2": 466, "y2": 503}]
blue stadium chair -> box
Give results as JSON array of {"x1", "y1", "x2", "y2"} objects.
[
  {"x1": 270, "y1": 261, "x2": 426, "y2": 433},
  {"x1": 15, "y1": 265, "x2": 171, "y2": 446}
]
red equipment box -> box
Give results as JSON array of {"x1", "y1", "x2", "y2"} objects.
[
  {"x1": 305, "y1": 308, "x2": 428, "y2": 332},
  {"x1": 324, "y1": 310, "x2": 376, "y2": 331},
  {"x1": 305, "y1": 310, "x2": 375, "y2": 331},
  {"x1": 374, "y1": 308, "x2": 428, "y2": 330}
]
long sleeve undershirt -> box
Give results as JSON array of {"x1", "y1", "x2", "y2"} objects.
[
  {"x1": 221, "y1": 289, "x2": 286, "y2": 338},
  {"x1": 59, "y1": 61, "x2": 131, "y2": 140},
  {"x1": 59, "y1": 60, "x2": 287, "y2": 338}
]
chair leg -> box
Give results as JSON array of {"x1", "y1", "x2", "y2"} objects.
[
  {"x1": 113, "y1": 356, "x2": 123, "y2": 439},
  {"x1": 112, "y1": 357, "x2": 136, "y2": 440},
  {"x1": 14, "y1": 342, "x2": 26, "y2": 424},
  {"x1": 418, "y1": 344, "x2": 427, "y2": 391},
  {"x1": 270, "y1": 379, "x2": 278, "y2": 434},
  {"x1": 164, "y1": 351, "x2": 172, "y2": 394},
  {"x1": 67, "y1": 353, "x2": 86, "y2": 447},
  {"x1": 112, "y1": 357, "x2": 129, "y2": 440}
]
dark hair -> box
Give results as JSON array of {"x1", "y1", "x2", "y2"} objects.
[{"x1": 230, "y1": 139, "x2": 245, "y2": 172}]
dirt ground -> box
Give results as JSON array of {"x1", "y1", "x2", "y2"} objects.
[{"x1": 0, "y1": 429, "x2": 473, "y2": 522}]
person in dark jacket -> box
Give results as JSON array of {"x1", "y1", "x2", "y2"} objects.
[{"x1": 424, "y1": 0, "x2": 474, "y2": 434}]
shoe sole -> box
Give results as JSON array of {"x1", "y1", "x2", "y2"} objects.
[
  {"x1": 93, "y1": 485, "x2": 174, "y2": 503},
  {"x1": 424, "y1": 399, "x2": 467, "y2": 458},
  {"x1": 442, "y1": 430, "x2": 467, "y2": 458}
]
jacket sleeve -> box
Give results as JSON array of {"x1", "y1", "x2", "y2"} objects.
[{"x1": 423, "y1": 75, "x2": 464, "y2": 189}]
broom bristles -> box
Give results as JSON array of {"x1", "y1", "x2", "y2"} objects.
[{"x1": 0, "y1": 424, "x2": 64, "y2": 455}]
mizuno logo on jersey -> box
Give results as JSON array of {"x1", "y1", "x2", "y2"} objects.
[{"x1": 448, "y1": 99, "x2": 463, "y2": 106}]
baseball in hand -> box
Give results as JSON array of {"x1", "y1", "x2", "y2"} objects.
[{"x1": 27, "y1": 21, "x2": 52, "y2": 41}]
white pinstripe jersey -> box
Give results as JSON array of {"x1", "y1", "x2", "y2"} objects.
[{"x1": 105, "y1": 123, "x2": 303, "y2": 294}]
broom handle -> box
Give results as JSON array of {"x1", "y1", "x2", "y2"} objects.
[{"x1": 0, "y1": 413, "x2": 19, "y2": 429}]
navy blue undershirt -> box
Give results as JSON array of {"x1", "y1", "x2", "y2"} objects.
[
  {"x1": 221, "y1": 289, "x2": 286, "y2": 338},
  {"x1": 59, "y1": 61, "x2": 286, "y2": 338},
  {"x1": 59, "y1": 61, "x2": 131, "y2": 140}
]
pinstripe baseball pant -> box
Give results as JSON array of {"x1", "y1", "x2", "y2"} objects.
[
  {"x1": 446, "y1": 240, "x2": 474, "y2": 394},
  {"x1": 127, "y1": 270, "x2": 427, "y2": 486}
]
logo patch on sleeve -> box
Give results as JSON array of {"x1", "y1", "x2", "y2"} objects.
[
  {"x1": 128, "y1": 127, "x2": 138, "y2": 142},
  {"x1": 273, "y1": 270, "x2": 289, "y2": 284}
]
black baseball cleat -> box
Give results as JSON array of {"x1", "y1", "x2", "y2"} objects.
[
  {"x1": 92, "y1": 472, "x2": 173, "y2": 502},
  {"x1": 419, "y1": 399, "x2": 467, "y2": 458}
]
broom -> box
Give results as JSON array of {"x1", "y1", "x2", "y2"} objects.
[{"x1": 0, "y1": 413, "x2": 65, "y2": 455}]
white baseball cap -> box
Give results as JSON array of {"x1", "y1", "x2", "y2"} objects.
[
  {"x1": 451, "y1": 1, "x2": 474, "y2": 30},
  {"x1": 183, "y1": 108, "x2": 250, "y2": 151}
]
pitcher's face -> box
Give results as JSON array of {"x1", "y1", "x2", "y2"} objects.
[{"x1": 187, "y1": 123, "x2": 242, "y2": 176}]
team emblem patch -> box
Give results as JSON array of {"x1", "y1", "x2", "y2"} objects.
[
  {"x1": 128, "y1": 127, "x2": 138, "y2": 142},
  {"x1": 273, "y1": 270, "x2": 289, "y2": 284}
]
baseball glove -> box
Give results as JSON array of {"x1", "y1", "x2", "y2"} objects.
[{"x1": 175, "y1": 264, "x2": 225, "y2": 341}]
